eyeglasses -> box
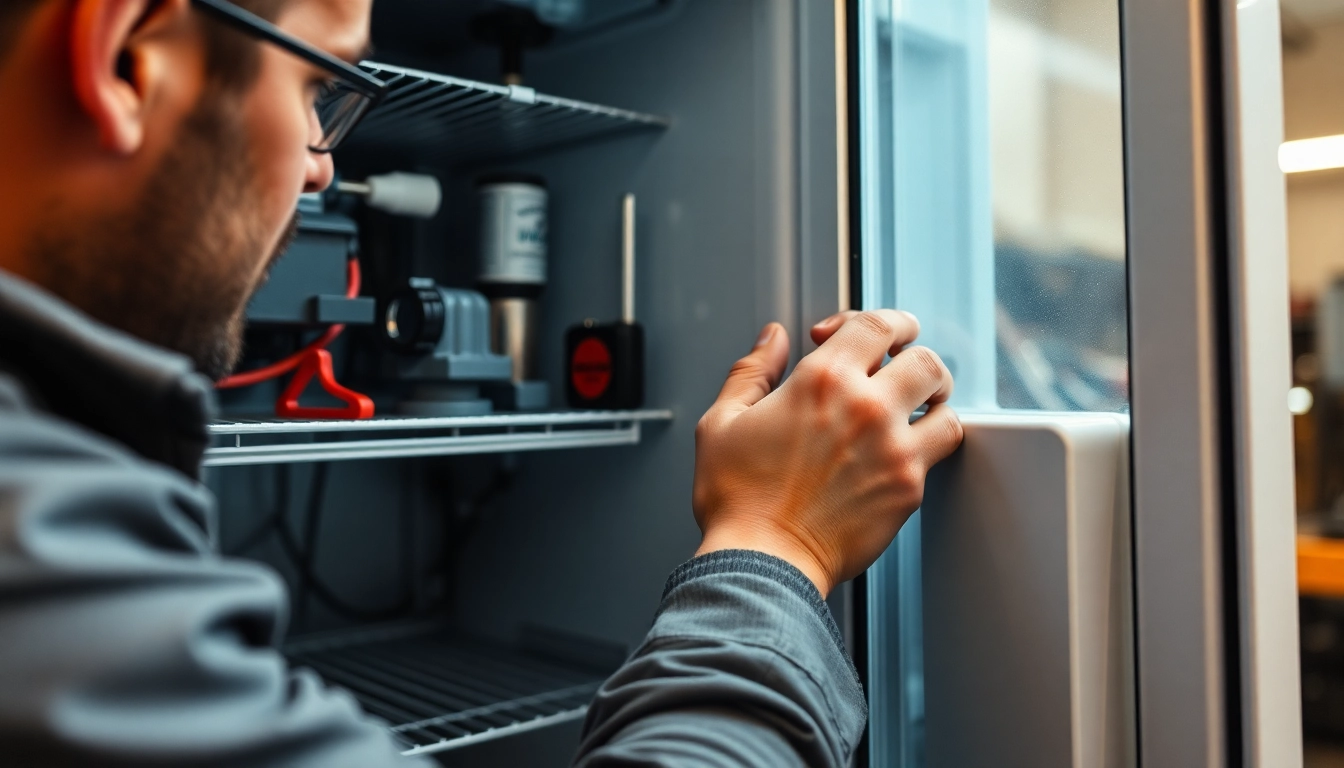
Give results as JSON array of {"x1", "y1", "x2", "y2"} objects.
[{"x1": 189, "y1": 0, "x2": 387, "y2": 152}]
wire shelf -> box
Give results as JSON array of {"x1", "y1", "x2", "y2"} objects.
[
  {"x1": 204, "y1": 410, "x2": 673, "y2": 467},
  {"x1": 345, "y1": 62, "x2": 670, "y2": 165},
  {"x1": 285, "y1": 625, "x2": 617, "y2": 757}
]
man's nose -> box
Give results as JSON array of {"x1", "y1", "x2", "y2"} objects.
[{"x1": 304, "y1": 150, "x2": 335, "y2": 194}]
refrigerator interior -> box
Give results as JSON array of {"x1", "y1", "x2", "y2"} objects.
[{"x1": 205, "y1": 0, "x2": 842, "y2": 764}]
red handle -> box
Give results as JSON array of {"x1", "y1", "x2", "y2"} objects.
[{"x1": 274, "y1": 349, "x2": 375, "y2": 420}]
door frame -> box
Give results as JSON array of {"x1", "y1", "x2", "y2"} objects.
[
  {"x1": 1123, "y1": 0, "x2": 1300, "y2": 764},
  {"x1": 840, "y1": 0, "x2": 1304, "y2": 764}
]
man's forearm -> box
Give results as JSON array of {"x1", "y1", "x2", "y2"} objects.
[{"x1": 574, "y1": 550, "x2": 867, "y2": 768}]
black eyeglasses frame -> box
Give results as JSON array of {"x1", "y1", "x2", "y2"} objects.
[{"x1": 189, "y1": 0, "x2": 387, "y2": 152}]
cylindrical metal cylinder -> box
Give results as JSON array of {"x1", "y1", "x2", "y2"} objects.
[
  {"x1": 491, "y1": 298, "x2": 541, "y2": 383},
  {"x1": 478, "y1": 173, "x2": 548, "y2": 386}
]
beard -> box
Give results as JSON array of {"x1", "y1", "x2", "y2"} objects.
[{"x1": 26, "y1": 94, "x2": 298, "y2": 382}]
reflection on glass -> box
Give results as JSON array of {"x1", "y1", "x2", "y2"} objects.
[
  {"x1": 857, "y1": 0, "x2": 1127, "y2": 763},
  {"x1": 988, "y1": 2, "x2": 1128, "y2": 412}
]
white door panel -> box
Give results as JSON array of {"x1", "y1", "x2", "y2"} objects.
[{"x1": 922, "y1": 413, "x2": 1133, "y2": 768}]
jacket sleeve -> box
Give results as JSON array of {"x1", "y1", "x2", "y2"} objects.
[
  {"x1": 0, "y1": 391, "x2": 428, "y2": 767},
  {"x1": 573, "y1": 550, "x2": 868, "y2": 768}
]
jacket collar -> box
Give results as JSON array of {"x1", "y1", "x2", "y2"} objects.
[{"x1": 0, "y1": 269, "x2": 215, "y2": 480}]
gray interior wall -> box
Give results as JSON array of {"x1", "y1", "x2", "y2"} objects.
[{"x1": 451, "y1": 0, "x2": 826, "y2": 651}]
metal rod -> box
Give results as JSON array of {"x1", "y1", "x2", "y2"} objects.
[
  {"x1": 202, "y1": 426, "x2": 643, "y2": 467},
  {"x1": 622, "y1": 193, "x2": 636, "y2": 325},
  {"x1": 209, "y1": 410, "x2": 674, "y2": 436},
  {"x1": 401, "y1": 707, "x2": 590, "y2": 757}
]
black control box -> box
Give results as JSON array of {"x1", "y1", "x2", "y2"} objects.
[{"x1": 565, "y1": 320, "x2": 644, "y2": 409}]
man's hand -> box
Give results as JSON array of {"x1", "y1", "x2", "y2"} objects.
[{"x1": 693, "y1": 310, "x2": 964, "y2": 597}]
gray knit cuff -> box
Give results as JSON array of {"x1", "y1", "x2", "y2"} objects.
[{"x1": 663, "y1": 549, "x2": 849, "y2": 660}]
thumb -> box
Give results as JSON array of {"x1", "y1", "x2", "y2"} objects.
[{"x1": 714, "y1": 323, "x2": 791, "y2": 414}]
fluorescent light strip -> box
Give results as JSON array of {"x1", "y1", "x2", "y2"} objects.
[{"x1": 1280, "y1": 134, "x2": 1344, "y2": 174}]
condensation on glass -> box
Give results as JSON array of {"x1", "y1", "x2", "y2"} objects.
[{"x1": 856, "y1": 0, "x2": 1128, "y2": 764}]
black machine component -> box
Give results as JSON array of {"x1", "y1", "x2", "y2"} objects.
[
  {"x1": 384, "y1": 279, "x2": 449, "y2": 355},
  {"x1": 245, "y1": 174, "x2": 443, "y2": 329},
  {"x1": 471, "y1": 6, "x2": 555, "y2": 85},
  {"x1": 566, "y1": 194, "x2": 645, "y2": 409},
  {"x1": 566, "y1": 320, "x2": 645, "y2": 409},
  {"x1": 223, "y1": 173, "x2": 444, "y2": 417},
  {"x1": 383, "y1": 278, "x2": 515, "y2": 417},
  {"x1": 246, "y1": 199, "x2": 375, "y2": 327}
]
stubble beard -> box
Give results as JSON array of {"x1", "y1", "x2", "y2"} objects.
[{"x1": 28, "y1": 93, "x2": 298, "y2": 382}]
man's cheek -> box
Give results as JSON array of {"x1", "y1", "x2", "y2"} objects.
[
  {"x1": 254, "y1": 158, "x2": 305, "y2": 268},
  {"x1": 244, "y1": 80, "x2": 312, "y2": 237}
]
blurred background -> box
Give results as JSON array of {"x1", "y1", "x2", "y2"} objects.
[
  {"x1": 979, "y1": 1, "x2": 1344, "y2": 761},
  {"x1": 1277, "y1": 1, "x2": 1344, "y2": 765}
]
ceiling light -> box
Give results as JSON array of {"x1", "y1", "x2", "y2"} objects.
[{"x1": 1281, "y1": 135, "x2": 1344, "y2": 174}]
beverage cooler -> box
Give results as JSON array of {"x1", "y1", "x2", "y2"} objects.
[{"x1": 206, "y1": 0, "x2": 1304, "y2": 765}]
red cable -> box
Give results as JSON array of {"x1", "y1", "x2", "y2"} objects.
[{"x1": 216, "y1": 258, "x2": 362, "y2": 390}]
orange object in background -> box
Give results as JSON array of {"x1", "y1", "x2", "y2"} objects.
[{"x1": 1299, "y1": 535, "x2": 1344, "y2": 598}]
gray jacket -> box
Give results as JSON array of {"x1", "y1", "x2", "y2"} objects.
[{"x1": 0, "y1": 269, "x2": 866, "y2": 767}]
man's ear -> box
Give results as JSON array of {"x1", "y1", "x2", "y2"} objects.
[{"x1": 69, "y1": 0, "x2": 190, "y2": 155}]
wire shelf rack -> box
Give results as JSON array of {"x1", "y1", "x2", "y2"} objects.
[
  {"x1": 345, "y1": 62, "x2": 670, "y2": 165},
  {"x1": 204, "y1": 410, "x2": 673, "y2": 467},
  {"x1": 285, "y1": 625, "x2": 618, "y2": 757}
]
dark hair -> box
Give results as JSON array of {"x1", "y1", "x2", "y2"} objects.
[{"x1": 1, "y1": 0, "x2": 289, "y2": 89}]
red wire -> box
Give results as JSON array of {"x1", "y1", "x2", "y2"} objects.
[{"x1": 216, "y1": 258, "x2": 362, "y2": 390}]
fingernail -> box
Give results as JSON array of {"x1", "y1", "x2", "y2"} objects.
[
  {"x1": 812, "y1": 315, "x2": 838, "y2": 331},
  {"x1": 756, "y1": 325, "x2": 776, "y2": 347}
]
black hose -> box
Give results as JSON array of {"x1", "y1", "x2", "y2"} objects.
[
  {"x1": 293, "y1": 463, "x2": 329, "y2": 628},
  {"x1": 223, "y1": 460, "x2": 417, "y2": 627},
  {"x1": 225, "y1": 465, "x2": 289, "y2": 556},
  {"x1": 275, "y1": 463, "x2": 414, "y2": 628},
  {"x1": 400, "y1": 462, "x2": 418, "y2": 610},
  {"x1": 437, "y1": 462, "x2": 516, "y2": 611}
]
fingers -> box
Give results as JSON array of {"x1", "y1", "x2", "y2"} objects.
[
  {"x1": 911, "y1": 402, "x2": 965, "y2": 465},
  {"x1": 877, "y1": 345, "x2": 954, "y2": 412},
  {"x1": 713, "y1": 323, "x2": 792, "y2": 414},
  {"x1": 814, "y1": 309, "x2": 921, "y2": 374},
  {"x1": 810, "y1": 311, "x2": 859, "y2": 346}
]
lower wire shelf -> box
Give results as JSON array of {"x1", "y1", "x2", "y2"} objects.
[
  {"x1": 285, "y1": 624, "x2": 620, "y2": 757},
  {"x1": 205, "y1": 410, "x2": 674, "y2": 467}
]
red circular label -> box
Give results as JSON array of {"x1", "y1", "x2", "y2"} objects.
[{"x1": 571, "y1": 338, "x2": 613, "y2": 400}]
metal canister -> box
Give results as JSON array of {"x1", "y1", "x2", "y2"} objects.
[
  {"x1": 477, "y1": 173, "x2": 547, "y2": 383},
  {"x1": 478, "y1": 173, "x2": 548, "y2": 289}
]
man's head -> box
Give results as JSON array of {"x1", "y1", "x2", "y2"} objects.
[{"x1": 0, "y1": 0, "x2": 373, "y2": 379}]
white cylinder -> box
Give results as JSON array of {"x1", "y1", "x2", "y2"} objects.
[
  {"x1": 363, "y1": 173, "x2": 442, "y2": 219},
  {"x1": 478, "y1": 175, "x2": 548, "y2": 286}
]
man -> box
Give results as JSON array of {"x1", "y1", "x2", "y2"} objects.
[{"x1": 0, "y1": 0, "x2": 963, "y2": 765}]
